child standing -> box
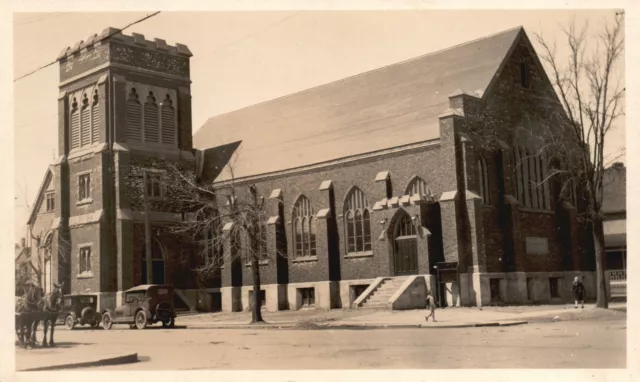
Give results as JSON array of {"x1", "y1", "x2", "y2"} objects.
[
  {"x1": 572, "y1": 276, "x2": 585, "y2": 309},
  {"x1": 425, "y1": 291, "x2": 437, "y2": 322}
]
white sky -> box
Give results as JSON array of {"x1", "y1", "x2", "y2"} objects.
[{"x1": 12, "y1": 9, "x2": 626, "y2": 240}]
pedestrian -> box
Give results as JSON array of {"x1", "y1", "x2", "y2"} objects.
[
  {"x1": 425, "y1": 290, "x2": 437, "y2": 322},
  {"x1": 571, "y1": 276, "x2": 585, "y2": 309}
]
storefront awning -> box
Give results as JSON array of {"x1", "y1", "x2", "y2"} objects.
[{"x1": 604, "y1": 219, "x2": 626, "y2": 248}]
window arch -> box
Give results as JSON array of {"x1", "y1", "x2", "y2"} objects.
[
  {"x1": 292, "y1": 196, "x2": 316, "y2": 257},
  {"x1": 513, "y1": 145, "x2": 550, "y2": 210},
  {"x1": 161, "y1": 94, "x2": 177, "y2": 145},
  {"x1": 344, "y1": 187, "x2": 372, "y2": 253},
  {"x1": 406, "y1": 176, "x2": 433, "y2": 198},
  {"x1": 477, "y1": 157, "x2": 490, "y2": 204},
  {"x1": 91, "y1": 90, "x2": 100, "y2": 144}
]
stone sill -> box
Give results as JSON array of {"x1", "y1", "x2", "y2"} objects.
[
  {"x1": 77, "y1": 272, "x2": 94, "y2": 279},
  {"x1": 292, "y1": 256, "x2": 318, "y2": 264},
  {"x1": 345, "y1": 251, "x2": 374, "y2": 259},
  {"x1": 518, "y1": 207, "x2": 554, "y2": 215},
  {"x1": 77, "y1": 198, "x2": 93, "y2": 206},
  {"x1": 244, "y1": 260, "x2": 269, "y2": 267}
]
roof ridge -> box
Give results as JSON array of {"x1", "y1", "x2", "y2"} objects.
[{"x1": 197, "y1": 25, "x2": 524, "y2": 130}]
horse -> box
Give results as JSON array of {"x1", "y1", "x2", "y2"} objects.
[
  {"x1": 32, "y1": 283, "x2": 64, "y2": 347},
  {"x1": 15, "y1": 284, "x2": 43, "y2": 349}
]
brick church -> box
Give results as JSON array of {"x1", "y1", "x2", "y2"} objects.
[{"x1": 26, "y1": 25, "x2": 597, "y2": 313}]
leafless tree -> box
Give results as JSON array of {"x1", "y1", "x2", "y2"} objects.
[
  {"x1": 124, "y1": 151, "x2": 282, "y2": 323},
  {"x1": 467, "y1": 13, "x2": 624, "y2": 308}
]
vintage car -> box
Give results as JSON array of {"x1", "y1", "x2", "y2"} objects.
[
  {"x1": 102, "y1": 284, "x2": 176, "y2": 330},
  {"x1": 60, "y1": 294, "x2": 102, "y2": 330}
]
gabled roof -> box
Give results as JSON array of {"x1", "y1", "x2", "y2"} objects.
[
  {"x1": 194, "y1": 26, "x2": 526, "y2": 181},
  {"x1": 27, "y1": 167, "x2": 53, "y2": 226},
  {"x1": 602, "y1": 162, "x2": 626, "y2": 215}
]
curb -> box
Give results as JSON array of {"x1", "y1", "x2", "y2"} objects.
[
  {"x1": 20, "y1": 353, "x2": 138, "y2": 372},
  {"x1": 181, "y1": 321, "x2": 529, "y2": 330}
]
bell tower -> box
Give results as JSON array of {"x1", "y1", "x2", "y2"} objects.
[{"x1": 52, "y1": 27, "x2": 193, "y2": 309}]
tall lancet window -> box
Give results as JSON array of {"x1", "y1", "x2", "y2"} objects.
[
  {"x1": 292, "y1": 195, "x2": 316, "y2": 258},
  {"x1": 80, "y1": 93, "x2": 91, "y2": 147},
  {"x1": 344, "y1": 187, "x2": 372, "y2": 254}
]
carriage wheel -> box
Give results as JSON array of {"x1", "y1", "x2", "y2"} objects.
[{"x1": 135, "y1": 310, "x2": 148, "y2": 330}]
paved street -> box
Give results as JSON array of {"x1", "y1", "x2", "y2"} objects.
[{"x1": 16, "y1": 314, "x2": 626, "y2": 370}]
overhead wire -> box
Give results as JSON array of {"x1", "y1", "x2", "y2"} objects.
[{"x1": 13, "y1": 11, "x2": 162, "y2": 83}]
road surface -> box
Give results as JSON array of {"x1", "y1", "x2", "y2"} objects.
[{"x1": 16, "y1": 318, "x2": 626, "y2": 370}]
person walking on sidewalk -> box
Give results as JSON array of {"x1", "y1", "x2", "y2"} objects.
[
  {"x1": 425, "y1": 291, "x2": 437, "y2": 322},
  {"x1": 572, "y1": 276, "x2": 586, "y2": 309}
]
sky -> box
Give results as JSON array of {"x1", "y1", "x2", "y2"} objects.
[{"x1": 12, "y1": 9, "x2": 626, "y2": 241}]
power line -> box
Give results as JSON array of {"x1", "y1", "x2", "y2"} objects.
[
  {"x1": 13, "y1": 11, "x2": 162, "y2": 83},
  {"x1": 14, "y1": 13, "x2": 72, "y2": 26},
  {"x1": 193, "y1": 11, "x2": 300, "y2": 63}
]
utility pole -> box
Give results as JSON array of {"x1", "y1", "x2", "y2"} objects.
[{"x1": 143, "y1": 171, "x2": 153, "y2": 284}]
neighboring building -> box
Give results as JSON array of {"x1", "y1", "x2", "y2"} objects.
[
  {"x1": 602, "y1": 162, "x2": 626, "y2": 297},
  {"x1": 27, "y1": 26, "x2": 597, "y2": 312}
]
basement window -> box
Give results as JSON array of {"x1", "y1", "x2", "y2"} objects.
[
  {"x1": 490, "y1": 278, "x2": 502, "y2": 302},
  {"x1": 299, "y1": 288, "x2": 315, "y2": 307},
  {"x1": 352, "y1": 285, "x2": 369, "y2": 300},
  {"x1": 549, "y1": 277, "x2": 561, "y2": 299}
]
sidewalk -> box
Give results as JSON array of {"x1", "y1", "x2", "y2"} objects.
[
  {"x1": 15, "y1": 345, "x2": 137, "y2": 371},
  {"x1": 178, "y1": 302, "x2": 626, "y2": 329}
]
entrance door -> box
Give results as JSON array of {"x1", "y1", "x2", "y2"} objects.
[
  {"x1": 392, "y1": 212, "x2": 418, "y2": 276},
  {"x1": 141, "y1": 238, "x2": 166, "y2": 285}
]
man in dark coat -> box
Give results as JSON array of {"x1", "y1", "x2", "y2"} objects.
[{"x1": 572, "y1": 276, "x2": 586, "y2": 309}]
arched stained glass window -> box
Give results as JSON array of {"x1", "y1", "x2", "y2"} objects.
[
  {"x1": 344, "y1": 187, "x2": 372, "y2": 254},
  {"x1": 292, "y1": 195, "x2": 316, "y2": 257}
]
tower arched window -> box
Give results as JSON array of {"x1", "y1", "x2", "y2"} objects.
[
  {"x1": 91, "y1": 89, "x2": 100, "y2": 144},
  {"x1": 406, "y1": 176, "x2": 433, "y2": 198},
  {"x1": 161, "y1": 94, "x2": 177, "y2": 146},
  {"x1": 344, "y1": 187, "x2": 372, "y2": 254},
  {"x1": 80, "y1": 93, "x2": 91, "y2": 147},
  {"x1": 477, "y1": 157, "x2": 491, "y2": 204},
  {"x1": 70, "y1": 97, "x2": 80, "y2": 149},
  {"x1": 144, "y1": 91, "x2": 159, "y2": 143},
  {"x1": 292, "y1": 195, "x2": 316, "y2": 258},
  {"x1": 125, "y1": 88, "x2": 142, "y2": 141}
]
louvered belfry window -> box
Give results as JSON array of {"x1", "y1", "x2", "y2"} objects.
[
  {"x1": 91, "y1": 90, "x2": 100, "y2": 144},
  {"x1": 124, "y1": 82, "x2": 178, "y2": 147},
  {"x1": 70, "y1": 97, "x2": 80, "y2": 150},
  {"x1": 69, "y1": 86, "x2": 100, "y2": 150}
]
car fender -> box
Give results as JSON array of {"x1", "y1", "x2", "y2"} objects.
[
  {"x1": 102, "y1": 309, "x2": 115, "y2": 319},
  {"x1": 67, "y1": 311, "x2": 78, "y2": 321}
]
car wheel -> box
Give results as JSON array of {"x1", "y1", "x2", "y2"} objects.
[
  {"x1": 102, "y1": 313, "x2": 113, "y2": 330},
  {"x1": 135, "y1": 310, "x2": 147, "y2": 330},
  {"x1": 65, "y1": 315, "x2": 75, "y2": 330},
  {"x1": 162, "y1": 317, "x2": 175, "y2": 328}
]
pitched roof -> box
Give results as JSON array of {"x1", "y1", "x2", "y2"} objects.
[
  {"x1": 194, "y1": 26, "x2": 525, "y2": 181},
  {"x1": 27, "y1": 167, "x2": 53, "y2": 226},
  {"x1": 602, "y1": 162, "x2": 626, "y2": 215}
]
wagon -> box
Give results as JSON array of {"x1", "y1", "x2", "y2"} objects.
[{"x1": 102, "y1": 284, "x2": 176, "y2": 330}]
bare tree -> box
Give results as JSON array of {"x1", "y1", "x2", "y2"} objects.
[
  {"x1": 124, "y1": 152, "x2": 281, "y2": 323},
  {"x1": 466, "y1": 13, "x2": 624, "y2": 308}
]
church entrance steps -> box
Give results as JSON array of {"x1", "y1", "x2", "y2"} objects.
[{"x1": 358, "y1": 276, "x2": 411, "y2": 309}]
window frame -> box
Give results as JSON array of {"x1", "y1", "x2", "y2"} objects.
[
  {"x1": 77, "y1": 173, "x2": 92, "y2": 203},
  {"x1": 44, "y1": 192, "x2": 55, "y2": 213},
  {"x1": 343, "y1": 187, "x2": 373, "y2": 256},
  {"x1": 292, "y1": 196, "x2": 316, "y2": 259},
  {"x1": 77, "y1": 244, "x2": 93, "y2": 277},
  {"x1": 144, "y1": 169, "x2": 166, "y2": 200}
]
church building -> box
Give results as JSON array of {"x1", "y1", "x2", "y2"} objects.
[{"x1": 26, "y1": 25, "x2": 597, "y2": 313}]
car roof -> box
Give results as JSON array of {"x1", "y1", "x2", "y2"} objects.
[{"x1": 125, "y1": 284, "x2": 173, "y2": 293}]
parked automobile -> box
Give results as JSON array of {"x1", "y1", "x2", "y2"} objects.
[
  {"x1": 102, "y1": 284, "x2": 176, "y2": 330},
  {"x1": 60, "y1": 294, "x2": 101, "y2": 330}
]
